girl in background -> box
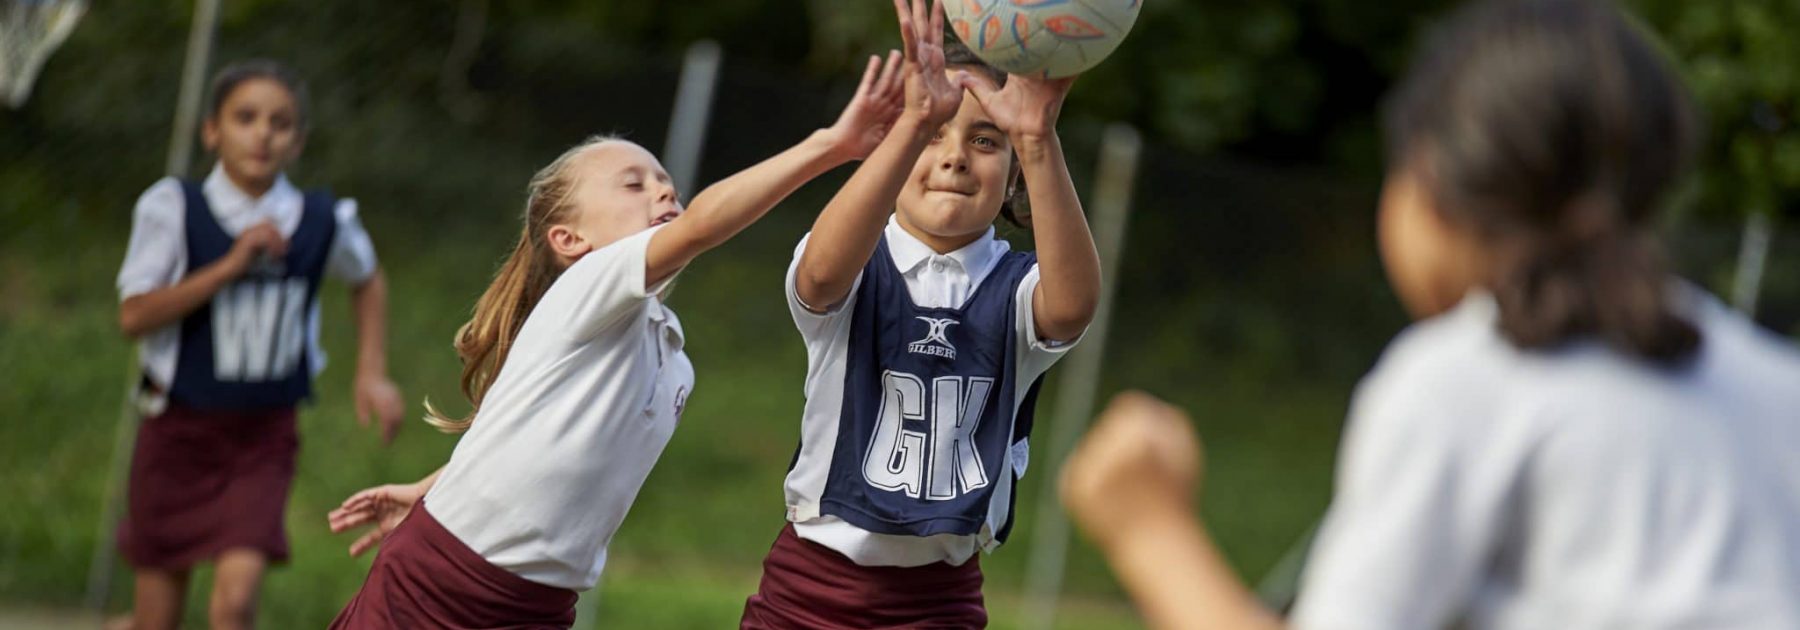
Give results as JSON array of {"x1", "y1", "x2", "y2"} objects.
[{"x1": 114, "y1": 59, "x2": 405, "y2": 630}]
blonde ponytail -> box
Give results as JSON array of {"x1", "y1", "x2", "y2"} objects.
[{"x1": 424, "y1": 135, "x2": 620, "y2": 432}]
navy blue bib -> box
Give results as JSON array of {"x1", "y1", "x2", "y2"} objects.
[
  {"x1": 167, "y1": 180, "x2": 335, "y2": 410},
  {"x1": 819, "y1": 237, "x2": 1042, "y2": 540}
]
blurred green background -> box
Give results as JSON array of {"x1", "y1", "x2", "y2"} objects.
[{"x1": 2, "y1": 0, "x2": 1795, "y2": 627}]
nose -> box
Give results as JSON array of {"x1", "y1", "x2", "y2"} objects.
[
  {"x1": 936, "y1": 139, "x2": 969, "y2": 174},
  {"x1": 656, "y1": 182, "x2": 678, "y2": 205}
]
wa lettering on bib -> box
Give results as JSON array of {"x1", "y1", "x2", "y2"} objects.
[
  {"x1": 167, "y1": 180, "x2": 335, "y2": 410},
  {"x1": 819, "y1": 238, "x2": 1042, "y2": 540}
]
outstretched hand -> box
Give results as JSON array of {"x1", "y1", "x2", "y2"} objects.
[
  {"x1": 960, "y1": 72, "x2": 1076, "y2": 141},
  {"x1": 825, "y1": 50, "x2": 906, "y2": 161},
  {"x1": 894, "y1": 0, "x2": 967, "y2": 128},
  {"x1": 327, "y1": 482, "x2": 424, "y2": 557},
  {"x1": 1060, "y1": 391, "x2": 1204, "y2": 548}
]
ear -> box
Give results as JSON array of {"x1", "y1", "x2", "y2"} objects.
[
  {"x1": 545, "y1": 224, "x2": 592, "y2": 262},
  {"x1": 201, "y1": 116, "x2": 220, "y2": 152}
]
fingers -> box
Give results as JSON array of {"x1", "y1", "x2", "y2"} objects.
[
  {"x1": 856, "y1": 54, "x2": 881, "y2": 101},
  {"x1": 349, "y1": 529, "x2": 384, "y2": 557},
  {"x1": 893, "y1": 0, "x2": 917, "y2": 62},
  {"x1": 930, "y1": 0, "x2": 945, "y2": 49},
  {"x1": 328, "y1": 508, "x2": 374, "y2": 534},
  {"x1": 957, "y1": 71, "x2": 995, "y2": 102},
  {"x1": 876, "y1": 50, "x2": 905, "y2": 100},
  {"x1": 381, "y1": 412, "x2": 401, "y2": 446},
  {"x1": 337, "y1": 486, "x2": 391, "y2": 511}
]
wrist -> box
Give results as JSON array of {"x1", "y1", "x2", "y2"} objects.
[
  {"x1": 809, "y1": 128, "x2": 850, "y2": 164},
  {"x1": 892, "y1": 115, "x2": 935, "y2": 142},
  {"x1": 1011, "y1": 129, "x2": 1060, "y2": 161},
  {"x1": 355, "y1": 362, "x2": 388, "y2": 383},
  {"x1": 1094, "y1": 497, "x2": 1198, "y2": 554}
]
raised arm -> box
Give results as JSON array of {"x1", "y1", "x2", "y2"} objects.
[
  {"x1": 646, "y1": 49, "x2": 908, "y2": 287},
  {"x1": 963, "y1": 74, "x2": 1099, "y2": 342},
  {"x1": 793, "y1": 0, "x2": 966, "y2": 311}
]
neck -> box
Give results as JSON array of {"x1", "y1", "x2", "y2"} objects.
[
  {"x1": 223, "y1": 168, "x2": 276, "y2": 199},
  {"x1": 894, "y1": 212, "x2": 986, "y2": 254}
]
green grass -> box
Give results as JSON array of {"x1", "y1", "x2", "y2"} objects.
[{"x1": 0, "y1": 186, "x2": 1352, "y2": 628}]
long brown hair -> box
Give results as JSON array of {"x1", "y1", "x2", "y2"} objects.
[
  {"x1": 1385, "y1": 0, "x2": 1701, "y2": 364},
  {"x1": 424, "y1": 135, "x2": 618, "y2": 432}
]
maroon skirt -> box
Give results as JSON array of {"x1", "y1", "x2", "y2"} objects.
[
  {"x1": 117, "y1": 402, "x2": 298, "y2": 570},
  {"x1": 740, "y1": 524, "x2": 987, "y2": 629},
  {"x1": 331, "y1": 502, "x2": 578, "y2": 630}
]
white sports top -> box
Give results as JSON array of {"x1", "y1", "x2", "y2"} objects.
[
  {"x1": 1293, "y1": 287, "x2": 1800, "y2": 630},
  {"x1": 425, "y1": 226, "x2": 695, "y2": 590}
]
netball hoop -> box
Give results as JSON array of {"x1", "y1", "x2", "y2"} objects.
[{"x1": 0, "y1": 0, "x2": 86, "y2": 108}]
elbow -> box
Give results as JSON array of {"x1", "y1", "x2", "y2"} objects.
[
  {"x1": 1040, "y1": 300, "x2": 1099, "y2": 342},
  {"x1": 794, "y1": 268, "x2": 845, "y2": 312}
]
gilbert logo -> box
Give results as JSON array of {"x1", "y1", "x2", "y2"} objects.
[{"x1": 908, "y1": 317, "x2": 959, "y2": 360}]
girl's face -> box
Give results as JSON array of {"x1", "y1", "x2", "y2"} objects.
[
  {"x1": 894, "y1": 72, "x2": 1015, "y2": 251},
  {"x1": 202, "y1": 78, "x2": 303, "y2": 196},
  {"x1": 1377, "y1": 162, "x2": 1486, "y2": 320},
  {"x1": 552, "y1": 141, "x2": 683, "y2": 264}
]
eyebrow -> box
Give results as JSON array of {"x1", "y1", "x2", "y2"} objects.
[{"x1": 968, "y1": 120, "x2": 1003, "y2": 136}]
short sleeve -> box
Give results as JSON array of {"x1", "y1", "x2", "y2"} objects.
[
  {"x1": 539, "y1": 224, "x2": 675, "y2": 342},
  {"x1": 1289, "y1": 352, "x2": 1517, "y2": 630},
  {"x1": 326, "y1": 197, "x2": 379, "y2": 285},
  {"x1": 117, "y1": 178, "x2": 187, "y2": 301},
  {"x1": 785, "y1": 232, "x2": 863, "y2": 343},
  {"x1": 1013, "y1": 264, "x2": 1081, "y2": 383}
]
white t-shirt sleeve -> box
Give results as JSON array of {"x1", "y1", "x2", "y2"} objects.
[
  {"x1": 117, "y1": 178, "x2": 187, "y2": 301},
  {"x1": 539, "y1": 225, "x2": 675, "y2": 342},
  {"x1": 1013, "y1": 264, "x2": 1081, "y2": 383},
  {"x1": 1290, "y1": 353, "x2": 1513, "y2": 630},
  {"x1": 326, "y1": 198, "x2": 380, "y2": 285},
  {"x1": 785, "y1": 232, "x2": 863, "y2": 341}
]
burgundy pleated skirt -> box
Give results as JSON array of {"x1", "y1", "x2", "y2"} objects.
[
  {"x1": 740, "y1": 524, "x2": 987, "y2": 629},
  {"x1": 330, "y1": 502, "x2": 578, "y2": 630},
  {"x1": 117, "y1": 402, "x2": 298, "y2": 570}
]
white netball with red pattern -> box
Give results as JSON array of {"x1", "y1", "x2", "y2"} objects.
[{"x1": 944, "y1": 0, "x2": 1142, "y2": 78}]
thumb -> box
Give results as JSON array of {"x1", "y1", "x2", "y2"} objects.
[{"x1": 956, "y1": 71, "x2": 996, "y2": 102}]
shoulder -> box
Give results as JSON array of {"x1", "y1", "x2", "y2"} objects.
[
  {"x1": 133, "y1": 177, "x2": 188, "y2": 219},
  {"x1": 1350, "y1": 294, "x2": 1517, "y2": 438}
]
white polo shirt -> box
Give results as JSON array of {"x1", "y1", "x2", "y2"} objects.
[
  {"x1": 783, "y1": 216, "x2": 1078, "y2": 567},
  {"x1": 115, "y1": 164, "x2": 380, "y2": 393},
  {"x1": 1292, "y1": 287, "x2": 1800, "y2": 630},
  {"x1": 424, "y1": 225, "x2": 694, "y2": 591}
]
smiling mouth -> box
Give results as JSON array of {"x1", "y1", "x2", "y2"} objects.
[{"x1": 652, "y1": 211, "x2": 680, "y2": 226}]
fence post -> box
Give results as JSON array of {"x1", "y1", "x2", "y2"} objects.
[
  {"x1": 87, "y1": 0, "x2": 223, "y2": 614},
  {"x1": 1020, "y1": 123, "x2": 1142, "y2": 630}
]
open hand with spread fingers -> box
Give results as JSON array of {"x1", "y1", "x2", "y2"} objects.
[
  {"x1": 893, "y1": 0, "x2": 969, "y2": 128},
  {"x1": 825, "y1": 50, "x2": 907, "y2": 162},
  {"x1": 327, "y1": 481, "x2": 425, "y2": 557},
  {"x1": 960, "y1": 70, "x2": 1076, "y2": 143}
]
